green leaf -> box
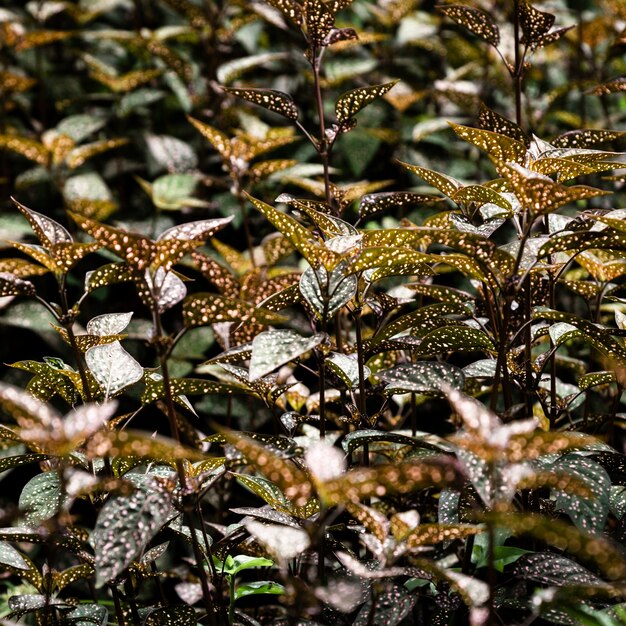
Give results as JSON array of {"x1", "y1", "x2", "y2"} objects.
[
  {"x1": 358, "y1": 192, "x2": 441, "y2": 220},
  {"x1": 514, "y1": 552, "x2": 604, "y2": 586},
  {"x1": 91, "y1": 476, "x2": 174, "y2": 587},
  {"x1": 19, "y1": 471, "x2": 67, "y2": 527},
  {"x1": 451, "y1": 185, "x2": 512, "y2": 212},
  {"x1": 235, "y1": 581, "x2": 285, "y2": 601},
  {"x1": 335, "y1": 81, "x2": 398, "y2": 124},
  {"x1": 342, "y1": 429, "x2": 450, "y2": 456},
  {"x1": 439, "y1": 4, "x2": 500, "y2": 46},
  {"x1": 327, "y1": 352, "x2": 369, "y2": 388},
  {"x1": 299, "y1": 264, "x2": 357, "y2": 320},
  {"x1": 0, "y1": 542, "x2": 32, "y2": 570},
  {"x1": 66, "y1": 604, "x2": 108, "y2": 626},
  {"x1": 397, "y1": 161, "x2": 462, "y2": 197},
  {"x1": 379, "y1": 362, "x2": 465, "y2": 395},
  {"x1": 151, "y1": 174, "x2": 199, "y2": 211},
  {"x1": 85, "y1": 262, "x2": 132, "y2": 292},
  {"x1": 249, "y1": 330, "x2": 326, "y2": 381},
  {"x1": 228, "y1": 555, "x2": 274, "y2": 575},
  {"x1": 224, "y1": 87, "x2": 298, "y2": 121},
  {"x1": 85, "y1": 341, "x2": 143, "y2": 398},
  {"x1": 579, "y1": 371, "x2": 616, "y2": 391},
  {"x1": 549, "y1": 454, "x2": 610, "y2": 534},
  {"x1": 141, "y1": 377, "x2": 242, "y2": 403},
  {"x1": 416, "y1": 325, "x2": 494, "y2": 356}
]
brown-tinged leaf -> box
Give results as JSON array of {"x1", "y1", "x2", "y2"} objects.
[
  {"x1": 478, "y1": 103, "x2": 528, "y2": 145},
  {"x1": 224, "y1": 87, "x2": 298, "y2": 121},
  {"x1": 335, "y1": 81, "x2": 398, "y2": 124},
  {"x1": 449, "y1": 123, "x2": 527, "y2": 165},
  {"x1": 438, "y1": 5, "x2": 500, "y2": 46},
  {"x1": 519, "y1": 0, "x2": 555, "y2": 46}
]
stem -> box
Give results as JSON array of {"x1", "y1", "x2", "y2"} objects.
[
  {"x1": 513, "y1": 0, "x2": 523, "y2": 129},
  {"x1": 229, "y1": 575, "x2": 235, "y2": 626}
]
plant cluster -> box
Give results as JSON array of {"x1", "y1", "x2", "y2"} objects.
[{"x1": 0, "y1": 0, "x2": 626, "y2": 625}]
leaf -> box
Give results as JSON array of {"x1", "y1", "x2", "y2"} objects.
[
  {"x1": 0, "y1": 136, "x2": 49, "y2": 166},
  {"x1": 249, "y1": 330, "x2": 325, "y2": 380},
  {"x1": 245, "y1": 520, "x2": 310, "y2": 560},
  {"x1": 358, "y1": 192, "x2": 441, "y2": 220},
  {"x1": 519, "y1": 0, "x2": 555, "y2": 46},
  {"x1": 579, "y1": 371, "x2": 615, "y2": 391},
  {"x1": 144, "y1": 606, "x2": 198, "y2": 626},
  {"x1": 449, "y1": 123, "x2": 527, "y2": 165},
  {"x1": 342, "y1": 430, "x2": 449, "y2": 456},
  {"x1": 142, "y1": 377, "x2": 242, "y2": 403},
  {"x1": 235, "y1": 581, "x2": 285, "y2": 600},
  {"x1": 299, "y1": 264, "x2": 357, "y2": 320},
  {"x1": 0, "y1": 272, "x2": 36, "y2": 297},
  {"x1": 478, "y1": 103, "x2": 528, "y2": 144},
  {"x1": 553, "y1": 129, "x2": 626, "y2": 149},
  {"x1": 320, "y1": 458, "x2": 461, "y2": 506},
  {"x1": 379, "y1": 362, "x2": 465, "y2": 395},
  {"x1": 416, "y1": 326, "x2": 495, "y2": 356},
  {"x1": 397, "y1": 161, "x2": 462, "y2": 197},
  {"x1": 404, "y1": 523, "x2": 482, "y2": 548},
  {"x1": 66, "y1": 604, "x2": 108, "y2": 626},
  {"x1": 224, "y1": 87, "x2": 298, "y2": 121},
  {"x1": 326, "y1": 352, "x2": 369, "y2": 388},
  {"x1": 85, "y1": 341, "x2": 143, "y2": 398},
  {"x1": 86, "y1": 312, "x2": 133, "y2": 336},
  {"x1": 151, "y1": 174, "x2": 199, "y2": 210},
  {"x1": 452, "y1": 185, "x2": 512, "y2": 211},
  {"x1": 439, "y1": 5, "x2": 500, "y2": 46},
  {"x1": 85, "y1": 262, "x2": 133, "y2": 292},
  {"x1": 549, "y1": 454, "x2": 610, "y2": 534},
  {"x1": 514, "y1": 552, "x2": 605, "y2": 587},
  {"x1": 352, "y1": 584, "x2": 415, "y2": 626},
  {"x1": 13, "y1": 199, "x2": 73, "y2": 247},
  {"x1": 335, "y1": 80, "x2": 398, "y2": 123},
  {"x1": 248, "y1": 194, "x2": 338, "y2": 269},
  {"x1": 0, "y1": 542, "x2": 32, "y2": 570},
  {"x1": 19, "y1": 471, "x2": 67, "y2": 527},
  {"x1": 304, "y1": 0, "x2": 335, "y2": 46},
  {"x1": 221, "y1": 430, "x2": 313, "y2": 508},
  {"x1": 182, "y1": 292, "x2": 286, "y2": 328},
  {"x1": 0, "y1": 454, "x2": 49, "y2": 473},
  {"x1": 91, "y1": 476, "x2": 174, "y2": 586}
]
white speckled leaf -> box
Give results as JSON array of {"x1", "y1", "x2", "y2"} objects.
[
  {"x1": 86, "y1": 312, "x2": 133, "y2": 336},
  {"x1": 245, "y1": 520, "x2": 310, "y2": 560},
  {"x1": 299, "y1": 264, "x2": 356, "y2": 320},
  {"x1": 19, "y1": 471, "x2": 67, "y2": 527},
  {"x1": 91, "y1": 476, "x2": 173, "y2": 587},
  {"x1": 85, "y1": 341, "x2": 143, "y2": 397},
  {"x1": 327, "y1": 352, "x2": 369, "y2": 388},
  {"x1": 249, "y1": 330, "x2": 325, "y2": 381},
  {"x1": 0, "y1": 541, "x2": 31, "y2": 570}
]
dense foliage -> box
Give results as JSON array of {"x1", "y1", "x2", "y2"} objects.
[{"x1": 1, "y1": 0, "x2": 626, "y2": 624}]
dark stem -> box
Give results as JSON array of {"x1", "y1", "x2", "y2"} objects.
[{"x1": 513, "y1": 0, "x2": 523, "y2": 129}]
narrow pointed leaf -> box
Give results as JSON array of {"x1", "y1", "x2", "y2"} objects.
[
  {"x1": 85, "y1": 341, "x2": 143, "y2": 397},
  {"x1": 224, "y1": 87, "x2": 298, "y2": 120},
  {"x1": 336, "y1": 81, "x2": 398, "y2": 123},
  {"x1": 439, "y1": 5, "x2": 500, "y2": 46}
]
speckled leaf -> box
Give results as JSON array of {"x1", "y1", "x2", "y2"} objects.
[
  {"x1": 69, "y1": 212, "x2": 154, "y2": 271},
  {"x1": 0, "y1": 136, "x2": 49, "y2": 166},
  {"x1": 146, "y1": 268, "x2": 187, "y2": 313},
  {"x1": 379, "y1": 362, "x2": 465, "y2": 395},
  {"x1": 519, "y1": 0, "x2": 555, "y2": 46},
  {"x1": 191, "y1": 251, "x2": 239, "y2": 295},
  {"x1": 397, "y1": 161, "x2": 462, "y2": 197},
  {"x1": 320, "y1": 458, "x2": 460, "y2": 506},
  {"x1": 304, "y1": 0, "x2": 335, "y2": 45},
  {"x1": 416, "y1": 326, "x2": 495, "y2": 356},
  {"x1": 8, "y1": 594, "x2": 72, "y2": 616},
  {"x1": 327, "y1": 352, "x2": 369, "y2": 388},
  {"x1": 533, "y1": 308, "x2": 626, "y2": 364},
  {"x1": 549, "y1": 454, "x2": 610, "y2": 533},
  {"x1": 449, "y1": 123, "x2": 527, "y2": 165},
  {"x1": 91, "y1": 476, "x2": 173, "y2": 586},
  {"x1": 235, "y1": 581, "x2": 285, "y2": 601},
  {"x1": 370, "y1": 302, "x2": 472, "y2": 346},
  {"x1": 235, "y1": 474, "x2": 295, "y2": 514},
  {"x1": 53, "y1": 563, "x2": 95, "y2": 591},
  {"x1": 352, "y1": 584, "x2": 415, "y2": 626},
  {"x1": 151, "y1": 174, "x2": 199, "y2": 211},
  {"x1": 225, "y1": 87, "x2": 298, "y2": 121},
  {"x1": 0, "y1": 258, "x2": 48, "y2": 278},
  {"x1": 0, "y1": 453, "x2": 49, "y2": 474},
  {"x1": 478, "y1": 104, "x2": 528, "y2": 144},
  {"x1": 345, "y1": 501, "x2": 390, "y2": 543},
  {"x1": 245, "y1": 520, "x2": 310, "y2": 560},
  {"x1": 265, "y1": 0, "x2": 302, "y2": 24},
  {"x1": 514, "y1": 552, "x2": 604, "y2": 587},
  {"x1": 13, "y1": 199, "x2": 72, "y2": 247},
  {"x1": 66, "y1": 604, "x2": 108, "y2": 626},
  {"x1": 144, "y1": 606, "x2": 197, "y2": 625},
  {"x1": 553, "y1": 129, "x2": 625, "y2": 149},
  {"x1": 250, "y1": 330, "x2": 325, "y2": 381},
  {"x1": 579, "y1": 371, "x2": 615, "y2": 391},
  {"x1": 86, "y1": 312, "x2": 133, "y2": 336},
  {"x1": 187, "y1": 116, "x2": 231, "y2": 160},
  {"x1": 358, "y1": 192, "x2": 440, "y2": 220},
  {"x1": 335, "y1": 81, "x2": 398, "y2": 123},
  {"x1": 66, "y1": 138, "x2": 128, "y2": 169},
  {"x1": 501, "y1": 513, "x2": 626, "y2": 580},
  {"x1": 221, "y1": 430, "x2": 313, "y2": 508},
  {"x1": 0, "y1": 272, "x2": 36, "y2": 297},
  {"x1": 19, "y1": 471, "x2": 67, "y2": 527},
  {"x1": 452, "y1": 185, "x2": 512, "y2": 211},
  {"x1": 85, "y1": 262, "x2": 132, "y2": 292},
  {"x1": 0, "y1": 542, "x2": 31, "y2": 570},
  {"x1": 182, "y1": 292, "x2": 286, "y2": 327},
  {"x1": 141, "y1": 377, "x2": 241, "y2": 403},
  {"x1": 85, "y1": 341, "x2": 143, "y2": 397},
  {"x1": 439, "y1": 5, "x2": 500, "y2": 46},
  {"x1": 405, "y1": 523, "x2": 482, "y2": 548},
  {"x1": 248, "y1": 194, "x2": 338, "y2": 269},
  {"x1": 342, "y1": 430, "x2": 449, "y2": 456},
  {"x1": 299, "y1": 264, "x2": 357, "y2": 320},
  {"x1": 349, "y1": 247, "x2": 431, "y2": 275}
]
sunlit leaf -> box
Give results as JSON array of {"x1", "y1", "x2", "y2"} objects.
[
  {"x1": 478, "y1": 103, "x2": 528, "y2": 144},
  {"x1": 449, "y1": 123, "x2": 527, "y2": 165},
  {"x1": 85, "y1": 341, "x2": 143, "y2": 398},
  {"x1": 379, "y1": 362, "x2": 465, "y2": 395},
  {"x1": 225, "y1": 87, "x2": 298, "y2": 121},
  {"x1": 19, "y1": 471, "x2": 67, "y2": 527},
  {"x1": 249, "y1": 330, "x2": 325, "y2": 381},
  {"x1": 299, "y1": 264, "x2": 356, "y2": 320},
  {"x1": 439, "y1": 5, "x2": 500, "y2": 46},
  {"x1": 358, "y1": 191, "x2": 441, "y2": 220},
  {"x1": 335, "y1": 81, "x2": 398, "y2": 123}
]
